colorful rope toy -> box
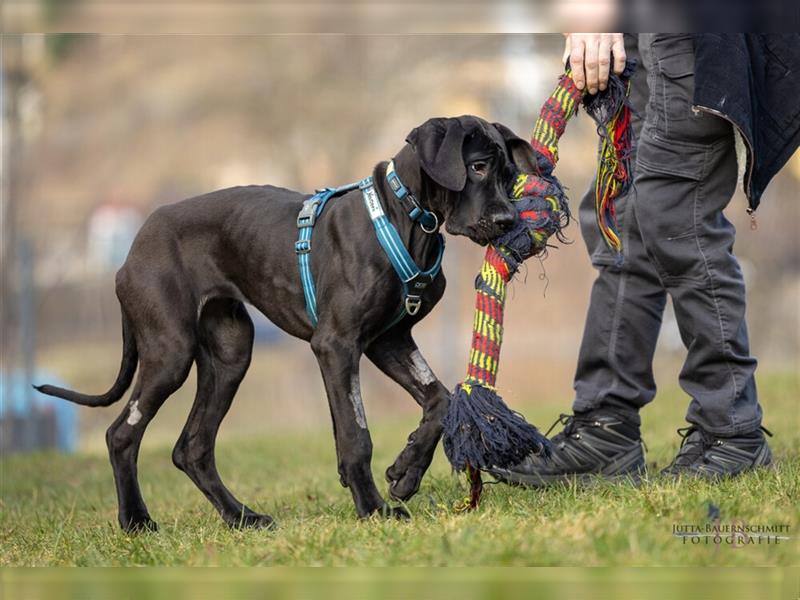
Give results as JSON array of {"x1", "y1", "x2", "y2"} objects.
[{"x1": 443, "y1": 61, "x2": 636, "y2": 509}]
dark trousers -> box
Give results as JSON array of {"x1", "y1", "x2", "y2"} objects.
[{"x1": 572, "y1": 34, "x2": 763, "y2": 436}]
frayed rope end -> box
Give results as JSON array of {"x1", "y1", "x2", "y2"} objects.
[{"x1": 442, "y1": 383, "x2": 550, "y2": 473}]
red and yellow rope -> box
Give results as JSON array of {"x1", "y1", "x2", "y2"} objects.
[{"x1": 443, "y1": 61, "x2": 636, "y2": 506}]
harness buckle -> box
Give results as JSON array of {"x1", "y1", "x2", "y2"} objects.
[
  {"x1": 386, "y1": 170, "x2": 408, "y2": 199},
  {"x1": 294, "y1": 239, "x2": 312, "y2": 255},
  {"x1": 404, "y1": 295, "x2": 422, "y2": 316},
  {"x1": 297, "y1": 198, "x2": 321, "y2": 228}
]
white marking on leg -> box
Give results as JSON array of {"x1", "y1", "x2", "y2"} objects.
[
  {"x1": 348, "y1": 374, "x2": 367, "y2": 429},
  {"x1": 126, "y1": 400, "x2": 142, "y2": 426},
  {"x1": 409, "y1": 350, "x2": 436, "y2": 386},
  {"x1": 196, "y1": 294, "x2": 211, "y2": 320}
]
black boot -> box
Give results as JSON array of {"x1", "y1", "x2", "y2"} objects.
[
  {"x1": 489, "y1": 409, "x2": 646, "y2": 487},
  {"x1": 661, "y1": 425, "x2": 772, "y2": 478}
]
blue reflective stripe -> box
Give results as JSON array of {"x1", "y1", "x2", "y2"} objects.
[
  {"x1": 359, "y1": 176, "x2": 444, "y2": 306},
  {"x1": 297, "y1": 225, "x2": 318, "y2": 323},
  {"x1": 375, "y1": 219, "x2": 407, "y2": 278},
  {"x1": 363, "y1": 175, "x2": 426, "y2": 283},
  {"x1": 295, "y1": 182, "x2": 361, "y2": 327},
  {"x1": 374, "y1": 216, "x2": 416, "y2": 281},
  {"x1": 296, "y1": 176, "x2": 444, "y2": 331}
]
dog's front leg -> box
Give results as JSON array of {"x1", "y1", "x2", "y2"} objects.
[
  {"x1": 366, "y1": 329, "x2": 448, "y2": 502},
  {"x1": 310, "y1": 330, "x2": 409, "y2": 519}
]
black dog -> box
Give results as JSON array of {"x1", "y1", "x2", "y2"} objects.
[{"x1": 37, "y1": 115, "x2": 538, "y2": 532}]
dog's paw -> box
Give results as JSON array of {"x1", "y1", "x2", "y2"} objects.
[
  {"x1": 361, "y1": 502, "x2": 411, "y2": 521},
  {"x1": 121, "y1": 515, "x2": 159, "y2": 534},
  {"x1": 227, "y1": 512, "x2": 276, "y2": 530},
  {"x1": 375, "y1": 503, "x2": 411, "y2": 520},
  {"x1": 386, "y1": 464, "x2": 424, "y2": 502}
]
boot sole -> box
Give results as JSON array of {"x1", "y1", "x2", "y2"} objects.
[{"x1": 490, "y1": 444, "x2": 646, "y2": 488}]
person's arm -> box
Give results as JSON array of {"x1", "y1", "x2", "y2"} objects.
[{"x1": 562, "y1": 33, "x2": 626, "y2": 94}]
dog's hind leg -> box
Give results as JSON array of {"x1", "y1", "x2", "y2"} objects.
[
  {"x1": 105, "y1": 320, "x2": 195, "y2": 533},
  {"x1": 311, "y1": 328, "x2": 408, "y2": 519},
  {"x1": 172, "y1": 298, "x2": 273, "y2": 529},
  {"x1": 366, "y1": 329, "x2": 449, "y2": 502}
]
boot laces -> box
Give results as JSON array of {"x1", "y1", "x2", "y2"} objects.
[
  {"x1": 546, "y1": 413, "x2": 595, "y2": 440},
  {"x1": 671, "y1": 424, "x2": 773, "y2": 468},
  {"x1": 671, "y1": 426, "x2": 713, "y2": 466},
  {"x1": 677, "y1": 424, "x2": 773, "y2": 447}
]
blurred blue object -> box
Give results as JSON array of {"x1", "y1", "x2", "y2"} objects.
[
  {"x1": 87, "y1": 202, "x2": 144, "y2": 273},
  {"x1": 246, "y1": 304, "x2": 287, "y2": 345},
  {"x1": 0, "y1": 370, "x2": 78, "y2": 453}
]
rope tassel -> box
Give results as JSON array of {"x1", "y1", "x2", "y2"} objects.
[
  {"x1": 442, "y1": 246, "x2": 550, "y2": 484},
  {"x1": 442, "y1": 61, "x2": 637, "y2": 509},
  {"x1": 583, "y1": 61, "x2": 636, "y2": 260}
]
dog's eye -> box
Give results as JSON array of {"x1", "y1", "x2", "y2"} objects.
[{"x1": 470, "y1": 162, "x2": 488, "y2": 175}]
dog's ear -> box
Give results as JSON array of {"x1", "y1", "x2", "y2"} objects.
[
  {"x1": 492, "y1": 122, "x2": 539, "y2": 174},
  {"x1": 406, "y1": 118, "x2": 467, "y2": 191}
]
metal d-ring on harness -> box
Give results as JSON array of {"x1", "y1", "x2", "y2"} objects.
[{"x1": 295, "y1": 162, "x2": 445, "y2": 328}]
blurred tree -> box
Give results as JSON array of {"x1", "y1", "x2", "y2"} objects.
[{"x1": 41, "y1": 0, "x2": 82, "y2": 61}]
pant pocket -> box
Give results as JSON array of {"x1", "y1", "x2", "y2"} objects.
[
  {"x1": 658, "y1": 52, "x2": 695, "y2": 127},
  {"x1": 655, "y1": 51, "x2": 732, "y2": 143},
  {"x1": 634, "y1": 135, "x2": 710, "y2": 281},
  {"x1": 637, "y1": 133, "x2": 707, "y2": 181}
]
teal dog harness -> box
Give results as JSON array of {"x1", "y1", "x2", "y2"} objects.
[{"x1": 295, "y1": 162, "x2": 445, "y2": 328}]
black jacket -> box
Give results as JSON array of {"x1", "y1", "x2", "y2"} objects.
[{"x1": 693, "y1": 34, "x2": 800, "y2": 213}]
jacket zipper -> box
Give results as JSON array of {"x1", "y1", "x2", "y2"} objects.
[{"x1": 692, "y1": 103, "x2": 758, "y2": 230}]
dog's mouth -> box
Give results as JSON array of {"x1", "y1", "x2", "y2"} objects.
[{"x1": 446, "y1": 220, "x2": 505, "y2": 246}]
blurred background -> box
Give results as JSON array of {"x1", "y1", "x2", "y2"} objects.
[{"x1": 2, "y1": 14, "x2": 798, "y2": 454}]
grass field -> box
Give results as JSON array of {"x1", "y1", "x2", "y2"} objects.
[{"x1": 1, "y1": 370, "x2": 797, "y2": 567}]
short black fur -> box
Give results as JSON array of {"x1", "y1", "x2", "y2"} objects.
[{"x1": 36, "y1": 115, "x2": 527, "y2": 532}]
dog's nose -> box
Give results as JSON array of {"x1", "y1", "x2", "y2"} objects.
[{"x1": 491, "y1": 210, "x2": 517, "y2": 232}]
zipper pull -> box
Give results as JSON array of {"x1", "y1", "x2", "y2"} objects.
[{"x1": 746, "y1": 207, "x2": 758, "y2": 231}]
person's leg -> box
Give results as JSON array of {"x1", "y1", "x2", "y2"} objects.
[
  {"x1": 495, "y1": 33, "x2": 770, "y2": 487},
  {"x1": 635, "y1": 34, "x2": 762, "y2": 435},
  {"x1": 633, "y1": 34, "x2": 769, "y2": 475},
  {"x1": 572, "y1": 34, "x2": 667, "y2": 425}
]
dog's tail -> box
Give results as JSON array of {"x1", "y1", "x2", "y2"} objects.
[{"x1": 34, "y1": 312, "x2": 138, "y2": 407}]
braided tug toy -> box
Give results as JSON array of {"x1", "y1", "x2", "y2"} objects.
[{"x1": 443, "y1": 61, "x2": 636, "y2": 508}]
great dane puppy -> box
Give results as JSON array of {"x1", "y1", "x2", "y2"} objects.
[{"x1": 37, "y1": 115, "x2": 538, "y2": 532}]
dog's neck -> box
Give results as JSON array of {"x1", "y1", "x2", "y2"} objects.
[{"x1": 372, "y1": 149, "x2": 441, "y2": 268}]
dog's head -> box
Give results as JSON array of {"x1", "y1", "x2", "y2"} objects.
[{"x1": 405, "y1": 115, "x2": 538, "y2": 245}]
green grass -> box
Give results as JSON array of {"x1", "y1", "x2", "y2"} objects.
[{"x1": 1, "y1": 372, "x2": 798, "y2": 567}]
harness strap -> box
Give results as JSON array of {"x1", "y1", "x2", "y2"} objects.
[
  {"x1": 295, "y1": 170, "x2": 444, "y2": 329},
  {"x1": 385, "y1": 160, "x2": 439, "y2": 233},
  {"x1": 295, "y1": 182, "x2": 361, "y2": 325},
  {"x1": 359, "y1": 176, "x2": 444, "y2": 317}
]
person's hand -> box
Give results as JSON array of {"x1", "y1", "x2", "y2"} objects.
[{"x1": 562, "y1": 33, "x2": 626, "y2": 94}]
